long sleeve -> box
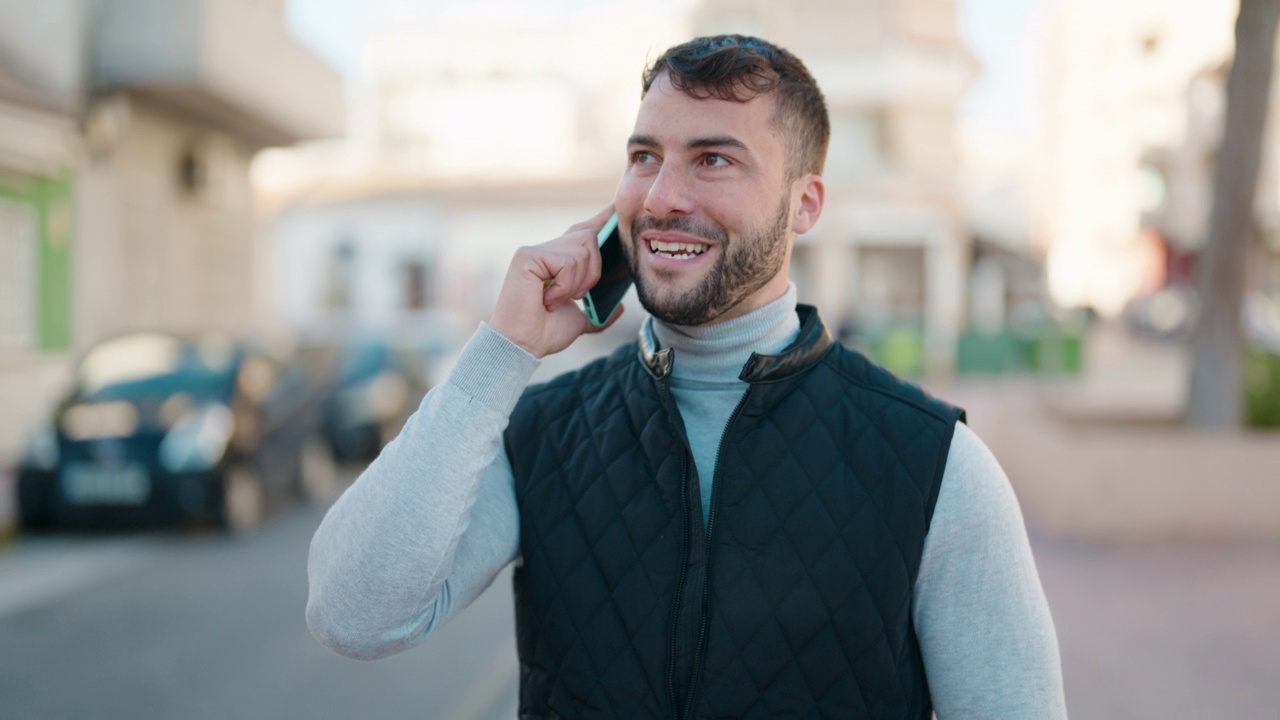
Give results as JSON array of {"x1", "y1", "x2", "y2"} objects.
[
  {"x1": 305, "y1": 324, "x2": 535, "y2": 660},
  {"x1": 914, "y1": 422, "x2": 1068, "y2": 718}
]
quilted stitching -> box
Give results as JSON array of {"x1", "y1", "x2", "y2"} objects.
[
  {"x1": 512, "y1": 348, "x2": 684, "y2": 718},
  {"x1": 507, "y1": 325, "x2": 961, "y2": 720},
  {"x1": 698, "y1": 355, "x2": 951, "y2": 719}
]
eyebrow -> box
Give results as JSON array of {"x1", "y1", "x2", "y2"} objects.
[{"x1": 627, "y1": 134, "x2": 752, "y2": 155}]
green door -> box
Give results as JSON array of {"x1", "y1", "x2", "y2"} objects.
[{"x1": 0, "y1": 173, "x2": 73, "y2": 351}]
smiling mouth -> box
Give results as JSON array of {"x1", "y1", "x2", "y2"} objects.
[{"x1": 648, "y1": 239, "x2": 709, "y2": 260}]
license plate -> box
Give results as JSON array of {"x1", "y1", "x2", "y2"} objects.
[{"x1": 61, "y1": 463, "x2": 151, "y2": 505}]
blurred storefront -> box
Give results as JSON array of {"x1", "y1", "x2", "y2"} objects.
[
  {"x1": 0, "y1": 0, "x2": 343, "y2": 467},
  {"x1": 0, "y1": 1, "x2": 90, "y2": 468}
]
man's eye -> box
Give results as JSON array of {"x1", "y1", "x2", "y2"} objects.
[
  {"x1": 701, "y1": 154, "x2": 729, "y2": 167},
  {"x1": 630, "y1": 150, "x2": 656, "y2": 164}
]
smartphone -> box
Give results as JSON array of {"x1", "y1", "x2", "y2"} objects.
[{"x1": 582, "y1": 212, "x2": 633, "y2": 328}]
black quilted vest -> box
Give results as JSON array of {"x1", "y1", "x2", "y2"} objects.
[{"x1": 504, "y1": 306, "x2": 964, "y2": 720}]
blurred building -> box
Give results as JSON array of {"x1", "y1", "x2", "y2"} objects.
[
  {"x1": 260, "y1": 1, "x2": 687, "y2": 338},
  {"x1": 0, "y1": 0, "x2": 342, "y2": 461},
  {"x1": 693, "y1": 0, "x2": 977, "y2": 374},
  {"x1": 1036, "y1": 0, "x2": 1241, "y2": 317},
  {"x1": 0, "y1": 0, "x2": 82, "y2": 404},
  {"x1": 263, "y1": 0, "x2": 975, "y2": 375}
]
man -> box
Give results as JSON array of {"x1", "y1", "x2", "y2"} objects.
[{"x1": 307, "y1": 35, "x2": 1067, "y2": 719}]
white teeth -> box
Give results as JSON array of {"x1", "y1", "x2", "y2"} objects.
[{"x1": 649, "y1": 239, "x2": 708, "y2": 259}]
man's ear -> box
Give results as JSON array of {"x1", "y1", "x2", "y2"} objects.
[{"x1": 791, "y1": 174, "x2": 825, "y2": 235}]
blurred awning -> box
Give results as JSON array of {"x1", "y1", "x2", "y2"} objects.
[
  {"x1": 0, "y1": 66, "x2": 77, "y2": 175},
  {"x1": 88, "y1": 0, "x2": 344, "y2": 148}
]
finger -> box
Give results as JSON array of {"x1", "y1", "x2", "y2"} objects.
[
  {"x1": 576, "y1": 238, "x2": 603, "y2": 300},
  {"x1": 543, "y1": 244, "x2": 593, "y2": 306},
  {"x1": 571, "y1": 215, "x2": 611, "y2": 297},
  {"x1": 568, "y1": 241, "x2": 597, "y2": 295},
  {"x1": 536, "y1": 249, "x2": 580, "y2": 305}
]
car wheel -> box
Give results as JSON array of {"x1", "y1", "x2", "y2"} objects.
[
  {"x1": 299, "y1": 436, "x2": 340, "y2": 503},
  {"x1": 218, "y1": 465, "x2": 264, "y2": 535},
  {"x1": 16, "y1": 478, "x2": 55, "y2": 533}
]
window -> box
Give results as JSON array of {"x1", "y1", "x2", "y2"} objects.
[{"x1": 323, "y1": 241, "x2": 356, "y2": 310}]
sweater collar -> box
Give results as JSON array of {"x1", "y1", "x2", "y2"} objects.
[{"x1": 637, "y1": 284, "x2": 834, "y2": 383}]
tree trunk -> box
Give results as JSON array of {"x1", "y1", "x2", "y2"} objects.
[{"x1": 1186, "y1": 0, "x2": 1280, "y2": 428}]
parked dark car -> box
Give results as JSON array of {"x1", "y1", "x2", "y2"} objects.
[
  {"x1": 16, "y1": 331, "x2": 337, "y2": 533},
  {"x1": 318, "y1": 339, "x2": 432, "y2": 462}
]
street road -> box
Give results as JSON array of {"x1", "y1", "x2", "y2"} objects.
[
  {"x1": 0, "y1": 326, "x2": 634, "y2": 720},
  {"x1": 0, "y1": 486, "x2": 519, "y2": 720}
]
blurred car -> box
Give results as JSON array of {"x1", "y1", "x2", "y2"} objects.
[
  {"x1": 1122, "y1": 284, "x2": 1199, "y2": 341},
  {"x1": 1124, "y1": 286, "x2": 1280, "y2": 350},
  {"x1": 317, "y1": 339, "x2": 432, "y2": 462},
  {"x1": 16, "y1": 331, "x2": 337, "y2": 533}
]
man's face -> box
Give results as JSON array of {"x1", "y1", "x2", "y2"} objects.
[{"x1": 615, "y1": 72, "x2": 819, "y2": 327}]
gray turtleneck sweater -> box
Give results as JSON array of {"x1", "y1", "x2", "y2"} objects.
[{"x1": 307, "y1": 288, "x2": 1067, "y2": 719}]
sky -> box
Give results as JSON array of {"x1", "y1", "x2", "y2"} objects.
[
  {"x1": 285, "y1": 0, "x2": 1047, "y2": 139},
  {"x1": 287, "y1": 0, "x2": 694, "y2": 76}
]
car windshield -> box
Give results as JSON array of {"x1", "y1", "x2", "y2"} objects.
[{"x1": 76, "y1": 333, "x2": 238, "y2": 402}]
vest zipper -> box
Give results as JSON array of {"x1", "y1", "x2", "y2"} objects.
[
  {"x1": 656, "y1": 375, "x2": 693, "y2": 720},
  {"x1": 681, "y1": 386, "x2": 753, "y2": 720}
]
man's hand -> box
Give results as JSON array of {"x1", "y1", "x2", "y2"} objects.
[{"x1": 489, "y1": 205, "x2": 624, "y2": 358}]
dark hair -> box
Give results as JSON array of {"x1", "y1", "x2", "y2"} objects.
[{"x1": 641, "y1": 35, "x2": 830, "y2": 179}]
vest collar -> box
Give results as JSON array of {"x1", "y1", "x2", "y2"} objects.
[{"x1": 639, "y1": 304, "x2": 833, "y2": 382}]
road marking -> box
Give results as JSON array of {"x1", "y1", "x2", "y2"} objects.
[{"x1": 0, "y1": 536, "x2": 164, "y2": 620}]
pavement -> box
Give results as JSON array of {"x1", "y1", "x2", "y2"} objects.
[
  {"x1": 1034, "y1": 533, "x2": 1280, "y2": 718},
  {"x1": 934, "y1": 321, "x2": 1280, "y2": 715}
]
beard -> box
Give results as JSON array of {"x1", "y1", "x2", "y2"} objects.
[{"x1": 625, "y1": 194, "x2": 792, "y2": 327}]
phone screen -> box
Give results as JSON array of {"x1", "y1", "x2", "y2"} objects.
[{"x1": 584, "y1": 213, "x2": 633, "y2": 327}]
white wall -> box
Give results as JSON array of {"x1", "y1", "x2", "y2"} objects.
[
  {"x1": 272, "y1": 198, "x2": 444, "y2": 333},
  {"x1": 75, "y1": 98, "x2": 261, "y2": 347},
  {"x1": 270, "y1": 191, "x2": 613, "y2": 335}
]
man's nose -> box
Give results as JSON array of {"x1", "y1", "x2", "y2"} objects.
[{"x1": 642, "y1": 164, "x2": 695, "y2": 218}]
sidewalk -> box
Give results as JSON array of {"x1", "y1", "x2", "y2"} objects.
[
  {"x1": 939, "y1": 321, "x2": 1280, "y2": 715},
  {"x1": 1032, "y1": 533, "x2": 1280, "y2": 717},
  {"x1": 939, "y1": 322, "x2": 1280, "y2": 541}
]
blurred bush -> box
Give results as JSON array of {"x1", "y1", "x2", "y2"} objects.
[
  {"x1": 1244, "y1": 349, "x2": 1280, "y2": 428},
  {"x1": 956, "y1": 332, "x2": 1024, "y2": 374},
  {"x1": 957, "y1": 320, "x2": 1085, "y2": 376},
  {"x1": 872, "y1": 326, "x2": 925, "y2": 378}
]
